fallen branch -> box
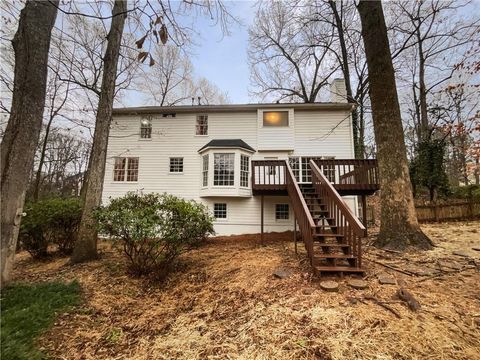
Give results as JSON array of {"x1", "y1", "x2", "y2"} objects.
[
  {"x1": 361, "y1": 295, "x2": 402, "y2": 319},
  {"x1": 364, "y1": 257, "x2": 416, "y2": 276},
  {"x1": 381, "y1": 248, "x2": 403, "y2": 254},
  {"x1": 416, "y1": 266, "x2": 475, "y2": 283}
]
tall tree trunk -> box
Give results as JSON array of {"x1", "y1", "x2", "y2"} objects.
[
  {"x1": 33, "y1": 115, "x2": 54, "y2": 201},
  {"x1": 0, "y1": 0, "x2": 59, "y2": 286},
  {"x1": 475, "y1": 157, "x2": 479, "y2": 185},
  {"x1": 71, "y1": 0, "x2": 127, "y2": 263},
  {"x1": 357, "y1": 0, "x2": 432, "y2": 250},
  {"x1": 328, "y1": 0, "x2": 362, "y2": 158},
  {"x1": 417, "y1": 34, "x2": 429, "y2": 141}
]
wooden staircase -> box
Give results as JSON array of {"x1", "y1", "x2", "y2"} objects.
[
  {"x1": 299, "y1": 183, "x2": 363, "y2": 275},
  {"x1": 251, "y1": 158, "x2": 373, "y2": 276},
  {"x1": 285, "y1": 161, "x2": 366, "y2": 276}
]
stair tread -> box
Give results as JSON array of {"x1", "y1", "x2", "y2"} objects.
[
  {"x1": 314, "y1": 254, "x2": 355, "y2": 259},
  {"x1": 314, "y1": 242, "x2": 350, "y2": 247},
  {"x1": 314, "y1": 266, "x2": 364, "y2": 273},
  {"x1": 314, "y1": 233, "x2": 344, "y2": 237}
]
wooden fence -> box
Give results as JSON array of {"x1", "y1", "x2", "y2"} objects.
[
  {"x1": 415, "y1": 201, "x2": 480, "y2": 222},
  {"x1": 365, "y1": 200, "x2": 480, "y2": 224}
]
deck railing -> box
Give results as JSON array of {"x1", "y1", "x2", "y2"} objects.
[
  {"x1": 285, "y1": 160, "x2": 316, "y2": 263},
  {"x1": 312, "y1": 159, "x2": 379, "y2": 192},
  {"x1": 310, "y1": 160, "x2": 366, "y2": 268},
  {"x1": 251, "y1": 160, "x2": 287, "y2": 190},
  {"x1": 252, "y1": 159, "x2": 379, "y2": 194}
]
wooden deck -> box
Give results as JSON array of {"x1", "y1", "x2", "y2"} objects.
[
  {"x1": 252, "y1": 159, "x2": 379, "y2": 275},
  {"x1": 252, "y1": 159, "x2": 379, "y2": 196}
]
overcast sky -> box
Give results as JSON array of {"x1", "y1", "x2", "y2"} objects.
[{"x1": 189, "y1": 1, "x2": 256, "y2": 104}]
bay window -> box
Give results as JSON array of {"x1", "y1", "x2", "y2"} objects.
[{"x1": 214, "y1": 153, "x2": 234, "y2": 186}]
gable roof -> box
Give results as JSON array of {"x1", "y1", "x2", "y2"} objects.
[
  {"x1": 112, "y1": 102, "x2": 353, "y2": 116},
  {"x1": 198, "y1": 139, "x2": 255, "y2": 153}
]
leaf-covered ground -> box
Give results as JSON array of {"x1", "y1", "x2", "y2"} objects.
[{"x1": 10, "y1": 221, "x2": 480, "y2": 360}]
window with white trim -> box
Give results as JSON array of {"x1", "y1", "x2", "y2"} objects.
[
  {"x1": 169, "y1": 157, "x2": 184, "y2": 173},
  {"x1": 289, "y1": 157, "x2": 300, "y2": 182},
  {"x1": 275, "y1": 204, "x2": 289, "y2": 220},
  {"x1": 263, "y1": 111, "x2": 289, "y2": 127},
  {"x1": 214, "y1": 153, "x2": 234, "y2": 186},
  {"x1": 140, "y1": 118, "x2": 152, "y2": 139},
  {"x1": 113, "y1": 157, "x2": 138, "y2": 182},
  {"x1": 196, "y1": 115, "x2": 208, "y2": 135},
  {"x1": 214, "y1": 203, "x2": 227, "y2": 219},
  {"x1": 202, "y1": 154, "x2": 209, "y2": 187},
  {"x1": 240, "y1": 155, "x2": 249, "y2": 187}
]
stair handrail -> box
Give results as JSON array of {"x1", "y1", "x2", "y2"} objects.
[
  {"x1": 284, "y1": 160, "x2": 316, "y2": 262},
  {"x1": 310, "y1": 160, "x2": 366, "y2": 236},
  {"x1": 310, "y1": 160, "x2": 366, "y2": 268}
]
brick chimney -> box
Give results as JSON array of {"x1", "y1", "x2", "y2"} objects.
[{"x1": 330, "y1": 78, "x2": 347, "y2": 103}]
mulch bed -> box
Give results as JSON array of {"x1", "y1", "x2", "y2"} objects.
[{"x1": 11, "y1": 223, "x2": 480, "y2": 359}]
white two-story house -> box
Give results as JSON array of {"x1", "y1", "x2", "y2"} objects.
[{"x1": 102, "y1": 79, "x2": 378, "y2": 241}]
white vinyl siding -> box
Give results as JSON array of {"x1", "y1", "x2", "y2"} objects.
[{"x1": 102, "y1": 108, "x2": 357, "y2": 235}]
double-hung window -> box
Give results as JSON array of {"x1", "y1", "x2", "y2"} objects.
[
  {"x1": 214, "y1": 153, "x2": 234, "y2": 186},
  {"x1": 140, "y1": 118, "x2": 152, "y2": 139},
  {"x1": 196, "y1": 115, "x2": 208, "y2": 135},
  {"x1": 240, "y1": 155, "x2": 249, "y2": 187},
  {"x1": 113, "y1": 157, "x2": 139, "y2": 182},
  {"x1": 202, "y1": 154, "x2": 209, "y2": 187}
]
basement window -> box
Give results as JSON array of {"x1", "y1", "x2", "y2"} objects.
[
  {"x1": 214, "y1": 203, "x2": 227, "y2": 219},
  {"x1": 263, "y1": 111, "x2": 289, "y2": 127},
  {"x1": 275, "y1": 204, "x2": 289, "y2": 220}
]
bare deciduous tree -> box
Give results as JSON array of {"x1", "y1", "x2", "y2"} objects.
[
  {"x1": 72, "y1": 0, "x2": 127, "y2": 263},
  {"x1": 357, "y1": 0, "x2": 432, "y2": 250},
  {"x1": 388, "y1": 0, "x2": 479, "y2": 142},
  {"x1": 1, "y1": 0, "x2": 59, "y2": 286},
  {"x1": 249, "y1": 1, "x2": 339, "y2": 103},
  {"x1": 137, "y1": 45, "x2": 229, "y2": 106}
]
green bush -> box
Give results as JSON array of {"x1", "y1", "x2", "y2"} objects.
[
  {"x1": 94, "y1": 192, "x2": 214, "y2": 277},
  {"x1": 20, "y1": 198, "x2": 82, "y2": 258},
  {"x1": 449, "y1": 184, "x2": 480, "y2": 200}
]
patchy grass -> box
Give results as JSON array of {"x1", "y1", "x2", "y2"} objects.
[
  {"x1": 9, "y1": 222, "x2": 480, "y2": 359},
  {"x1": 0, "y1": 281, "x2": 81, "y2": 360}
]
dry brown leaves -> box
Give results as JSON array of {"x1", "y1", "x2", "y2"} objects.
[{"x1": 11, "y1": 222, "x2": 480, "y2": 360}]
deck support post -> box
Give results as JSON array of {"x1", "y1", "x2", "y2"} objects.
[
  {"x1": 361, "y1": 195, "x2": 367, "y2": 235},
  {"x1": 293, "y1": 214, "x2": 297, "y2": 254},
  {"x1": 261, "y1": 195, "x2": 264, "y2": 245}
]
